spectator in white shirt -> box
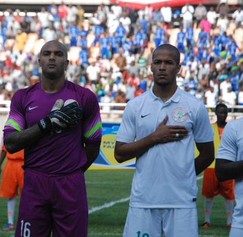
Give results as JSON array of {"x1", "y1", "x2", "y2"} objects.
[
  {"x1": 86, "y1": 60, "x2": 101, "y2": 85},
  {"x1": 205, "y1": 86, "x2": 217, "y2": 109},
  {"x1": 181, "y1": 4, "x2": 194, "y2": 28},
  {"x1": 232, "y1": 6, "x2": 243, "y2": 26},
  {"x1": 160, "y1": 4, "x2": 172, "y2": 25},
  {"x1": 222, "y1": 87, "x2": 237, "y2": 107},
  {"x1": 207, "y1": 7, "x2": 218, "y2": 26}
]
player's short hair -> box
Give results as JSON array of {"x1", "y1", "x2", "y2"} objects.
[
  {"x1": 215, "y1": 103, "x2": 228, "y2": 113},
  {"x1": 40, "y1": 40, "x2": 68, "y2": 59},
  {"x1": 153, "y1": 44, "x2": 180, "y2": 65}
]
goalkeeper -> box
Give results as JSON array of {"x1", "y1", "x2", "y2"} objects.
[{"x1": 3, "y1": 40, "x2": 102, "y2": 237}]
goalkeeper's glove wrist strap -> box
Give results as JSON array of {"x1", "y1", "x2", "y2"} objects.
[{"x1": 38, "y1": 117, "x2": 52, "y2": 134}]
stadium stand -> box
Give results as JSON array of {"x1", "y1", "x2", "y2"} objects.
[{"x1": 0, "y1": 1, "x2": 242, "y2": 115}]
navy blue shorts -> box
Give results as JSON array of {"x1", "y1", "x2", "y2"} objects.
[{"x1": 15, "y1": 170, "x2": 88, "y2": 237}]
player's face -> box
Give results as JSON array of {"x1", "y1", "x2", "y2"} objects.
[
  {"x1": 39, "y1": 41, "x2": 69, "y2": 79},
  {"x1": 216, "y1": 107, "x2": 228, "y2": 122},
  {"x1": 151, "y1": 49, "x2": 180, "y2": 87}
]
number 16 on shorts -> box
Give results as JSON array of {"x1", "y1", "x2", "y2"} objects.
[{"x1": 20, "y1": 220, "x2": 31, "y2": 237}]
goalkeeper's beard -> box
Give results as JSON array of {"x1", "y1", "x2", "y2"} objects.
[{"x1": 42, "y1": 69, "x2": 65, "y2": 81}]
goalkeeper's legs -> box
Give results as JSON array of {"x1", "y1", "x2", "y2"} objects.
[
  {"x1": 15, "y1": 170, "x2": 52, "y2": 237},
  {"x1": 15, "y1": 170, "x2": 88, "y2": 237},
  {"x1": 52, "y1": 172, "x2": 88, "y2": 237}
]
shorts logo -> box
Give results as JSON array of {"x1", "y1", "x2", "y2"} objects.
[{"x1": 172, "y1": 107, "x2": 189, "y2": 122}]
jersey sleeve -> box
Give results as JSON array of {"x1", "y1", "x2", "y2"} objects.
[
  {"x1": 217, "y1": 121, "x2": 237, "y2": 162},
  {"x1": 3, "y1": 90, "x2": 26, "y2": 139},
  {"x1": 82, "y1": 90, "x2": 102, "y2": 144},
  {"x1": 116, "y1": 101, "x2": 136, "y2": 143},
  {"x1": 193, "y1": 102, "x2": 214, "y2": 143}
]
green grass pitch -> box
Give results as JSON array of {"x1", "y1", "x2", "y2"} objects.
[{"x1": 0, "y1": 170, "x2": 231, "y2": 237}]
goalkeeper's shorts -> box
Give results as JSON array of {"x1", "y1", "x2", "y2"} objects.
[{"x1": 15, "y1": 170, "x2": 88, "y2": 237}]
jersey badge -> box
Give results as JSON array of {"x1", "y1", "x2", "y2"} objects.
[{"x1": 172, "y1": 107, "x2": 189, "y2": 123}]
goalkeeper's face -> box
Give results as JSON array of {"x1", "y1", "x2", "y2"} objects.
[{"x1": 39, "y1": 40, "x2": 69, "y2": 79}]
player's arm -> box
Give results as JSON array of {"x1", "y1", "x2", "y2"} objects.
[
  {"x1": 0, "y1": 149, "x2": 7, "y2": 174},
  {"x1": 216, "y1": 159, "x2": 243, "y2": 181},
  {"x1": 5, "y1": 101, "x2": 82, "y2": 153},
  {"x1": 82, "y1": 142, "x2": 101, "y2": 172},
  {"x1": 81, "y1": 90, "x2": 103, "y2": 172},
  {"x1": 115, "y1": 137, "x2": 157, "y2": 163},
  {"x1": 4, "y1": 124, "x2": 45, "y2": 154},
  {"x1": 195, "y1": 141, "x2": 214, "y2": 175}
]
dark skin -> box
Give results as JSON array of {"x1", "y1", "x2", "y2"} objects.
[
  {"x1": 115, "y1": 46, "x2": 214, "y2": 175},
  {"x1": 4, "y1": 40, "x2": 68, "y2": 153},
  {"x1": 216, "y1": 160, "x2": 243, "y2": 181},
  {"x1": 216, "y1": 106, "x2": 228, "y2": 129},
  {"x1": 4, "y1": 40, "x2": 100, "y2": 171},
  {"x1": 0, "y1": 149, "x2": 7, "y2": 175}
]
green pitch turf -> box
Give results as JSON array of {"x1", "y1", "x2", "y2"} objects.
[{"x1": 0, "y1": 170, "x2": 231, "y2": 237}]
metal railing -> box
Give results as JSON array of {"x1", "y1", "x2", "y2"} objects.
[{"x1": 1, "y1": 101, "x2": 243, "y2": 123}]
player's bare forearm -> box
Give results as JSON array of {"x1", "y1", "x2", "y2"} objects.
[
  {"x1": 82, "y1": 142, "x2": 101, "y2": 172},
  {"x1": 0, "y1": 150, "x2": 7, "y2": 174},
  {"x1": 195, "y1": 142, "x2": 214, "y2": 175},
  {"x1": 4, "y1": 124, "x2": 44, "y2": 153},
  {"x1": 114, "y1": 134, "x2": 157, "y2": 163},
  {"x1": 216, "y1": 159, "x2": 243, "y2": 181}
]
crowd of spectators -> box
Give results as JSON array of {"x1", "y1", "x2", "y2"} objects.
[{"x1": 0, "y1": 1, "x2": 243, "y2": 110}]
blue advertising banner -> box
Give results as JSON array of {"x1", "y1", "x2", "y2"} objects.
[{"x1": 90, "y1": 123, "x2": 136, "y2": 170}]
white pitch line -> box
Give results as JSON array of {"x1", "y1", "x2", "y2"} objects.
[
  {"x1": 89, "y1": 197, "x2": 130, "y2": 214},
  {"x1": 89, "y1": 175, "x2": 204, "y2": 214},
  {"x1": 197, "y1": 175, "x2": 203, "y2": 180}
]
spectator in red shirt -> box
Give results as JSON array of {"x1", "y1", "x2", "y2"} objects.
[{"x1": 134, "y1": 85, "x2": 144, "y2": 97}]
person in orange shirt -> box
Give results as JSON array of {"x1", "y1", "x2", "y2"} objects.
[
  {"x1": 0, "y1": 145, "x2": 24, "y2": 231},
  {"x1": 202, "y1": 103, "x2": 235, "y2": 229}
]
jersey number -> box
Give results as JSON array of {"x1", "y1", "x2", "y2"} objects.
[
  {"x1": 20, "y1": 220, "x2": 31, "y2": 237},
  {"x1": 137, "y1": 231, "x2": 150, "y2": 237}
]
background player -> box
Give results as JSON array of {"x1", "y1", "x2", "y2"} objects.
[
  {"x1": 202, "y1": 103, "x2": 235, "y2": 229},
  {"x1": 0, "y1": 145, "x2": 24, "y2": 231}
]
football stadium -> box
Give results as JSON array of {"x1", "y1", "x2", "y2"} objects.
[{"x1": 0, "y1": 0, "x2": 243, "y2": 236}]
